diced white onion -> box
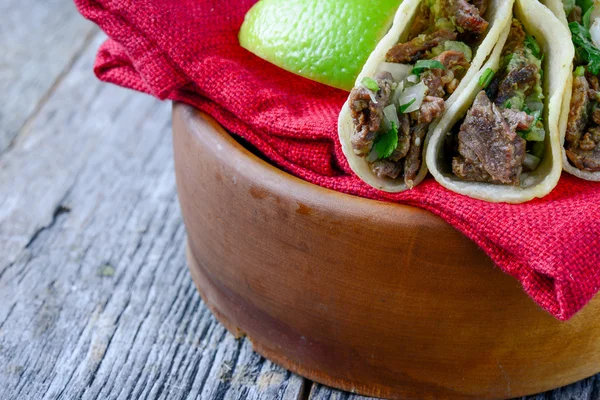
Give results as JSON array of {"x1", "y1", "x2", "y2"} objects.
[
  {"x1": 407, "y1": 74, "x2": 419, "y2": 83},
  {"x1": 523, "y1": 154, "x2": 541, "y2": 171},
  {"x1": 367, "y1": 148, "x2": 379, "y2": 162},
  {"x1": 368, "y1": 91, "x2": 378, "y2": 104},
  {"x1": 591, "y1": 18, "x2": 600, "y2": 49},
  {"x1": 397, "y1": 81, "x2": 427, "y2": 114},
  {"x1": 377, "y1": 62, "x2": 412, "y2": 82},
  {"x1": 383, "y1": 104, "x2": 400, "y2": 131}
]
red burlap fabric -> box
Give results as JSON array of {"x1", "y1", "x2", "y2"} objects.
[{"x1": 75, "y1": 0, "x2": 600, "y2": 320}]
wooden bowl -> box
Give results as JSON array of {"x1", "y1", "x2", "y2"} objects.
[{"x1": 172, "y1": 103, "x2": 600, "y2": 400}]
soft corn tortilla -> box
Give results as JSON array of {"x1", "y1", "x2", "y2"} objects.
[
  {"x1": 338, "y1": 0, "x2": 514, "y2": 192},
  {"x1": 425, "y1": 0, "x2": 574, "y2": 203},
  {"x1": 542, "y1": 0, "x2": 600, "y2": 181}
]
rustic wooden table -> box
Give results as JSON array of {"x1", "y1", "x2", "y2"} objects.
[{"x1": 1, "y1": 2, "x2": 599, "y2": 399}]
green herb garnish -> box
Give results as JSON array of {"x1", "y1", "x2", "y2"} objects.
[
  {"x1": 412, "y1": 60, "x2": 445, "y2": 76},
  {"x1": 362, "y1": 77, "x2": 380, "y2": 92},
  {"x1": 575, "y1": 65, "x2": 587, "y2": 76},
  {"x1": 374, "y1": 121, "x2": 399, "y2": 159},
  {"x1": 399, "y1": 99, "x2": 416, "y2": 113},
  {"x1": 525, "y1": 35, "x2": 542, "y2": 59},
  {"x1": 570, "y1": 22, "x2": 600, "y2": 75},
  {"x1": 479, "y1": 68, "x2": 495, "y2": 88}
]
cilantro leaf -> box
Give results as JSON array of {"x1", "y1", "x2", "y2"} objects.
[
  {"x1": 399, "y1": 99, "x2": 416, "y2": 113},
  {"x1": 361, "y1": 77, "x2": 380, "y2": 92},
  {"x1": 569, "y1": 22, "x2": 600, "y2": 75},
  {"x1": 412, "y1": 60, "x2": 445, "y2": 76},
  {"x1": 525, "y1": 35, "x2": 542, "y2": 59},
  {"x1": 374, "y1": 121, "x2": 399, "y2": 159}
]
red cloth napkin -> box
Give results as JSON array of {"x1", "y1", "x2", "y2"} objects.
[{"x1": 75, "y1": 0, "x2": 600, "y2": 320}]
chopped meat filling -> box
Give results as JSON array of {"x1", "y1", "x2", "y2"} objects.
[
  {"x1": 348, "y1": 0, "x2": 491, "y2": 183},
  {"x1": 441, "y1": 0, "x2": 489, "y2": 34},
  {"x1": 495, "y1": 64, "x2": 540, "y2": 109},
  {"x1": 566, "y1": 128, "x2": 600, "y2": 172},
  {"x1": 389, "y1": 114, "x2": 411, "y2": 162},
  {"x1": 371, "y1": 160, "x2": 402, "y2": 179},
  {"x1": 417, "y1": 96, "x2": 445, "y2": 124},
  {"x1": 385, "y1": 29, "x2": 457, "y2": 64},
  {"x1": 421, "y1": 50, "x2": 470, "y2": 98},
  {"x1": 502, "y1": 108, "x2": 534, "y2": 132},
  {"x1": 404, "y1": 123, "x2": 428, "y2": 188},
  {"x1": 565, "y1": 74, "x2": 600, "y2": 172},
  {"x1": 349, "y1": 72, "x2": 394, "y2": 156},
  {"x1": 566, "y1": 75, "x2": 590, "y2": 148},
  {"x1": 452, "y1": 92, "x2": 526, "y2": 185}
]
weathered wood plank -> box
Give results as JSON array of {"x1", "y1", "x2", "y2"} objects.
[
  {"x1": 0, "y1": 0, "x2": 97, "y2": 153},
  {"x1": 308, "y1": 375, "x2": 600, "y2": 400},
  {"x1": 0, "y1": 31, "x2": 304, "y2": 400}
]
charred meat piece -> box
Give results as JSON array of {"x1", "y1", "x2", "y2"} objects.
[
  {"x1": 371, "y1": 160, "x2": 402, "y2": 179},
  {"x1": 453, "y1": 92, "x2": 526, "y2": 185},
  {"x1": 502, "y1": 108, "x2": 534, "y2": 132},
  {"x1": 502, "y1": 19, "x2": 527, "y2": 57},
  {"x1": 404, "y1": 123, "x2": 428, "y2": 188},
  {"x1": 566, "y1": 127, "x2": 600, "y2": 172},
  {"x1": 349, "y1": 72, "x2": 394, "y2": 156},
  {"x1": 452, "y1": 157, "x2": 493, "y2": 183},
  {"x1": 389, "y1": 113, "x2": 412, "y2": 162},
  {"x1": 435, "y1": 50, "x2": 470, "y2": 70},
  {"x1": 421, "y1": 51, "x2": 470, "y2": 98},
  {"x1": 565, "y1": 75, "x2": 590, "y2": 149},
  {"x1": 495, "y1": 63, "x2": 540, "y2": 109},
  {"x1": 441, "y1": 0, "x2": 489, "y2": 35},
  {"x1": 386, "y1": 29, "x2": 457, "y2": 64},
  {"x1": 417, "y1": 96, "x2": 445, "y2": 124}
]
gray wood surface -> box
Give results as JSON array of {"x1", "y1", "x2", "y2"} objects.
[
  {"x1": 0, "y1": 2, "x2": 598, "y2": 399},
  {"x1": 0, "y1": 0, "x2": 97, "y2": 153}
]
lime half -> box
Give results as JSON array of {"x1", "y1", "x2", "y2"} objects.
[{"x1": 239, "y1": 0, "x2": 402, "y2": 91}]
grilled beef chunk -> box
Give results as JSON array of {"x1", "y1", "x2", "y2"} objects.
[
  {"x1": 502, "y1": 108, "x2": 534, "y2": 132},
  {"x1": 495, "y1": 64, "x2": 540, "y2": 108},
  {"x1": 389, "y1": 113, "x2": 412, "y2": 162},
  {"x1": 453, "y1": 92, "x2": 526, "y2": 185},
  {"x1": 349, "y1": 72, "x2": 394, "y2": 156},
  {"x1": 421, "y1": 51, "x2": 470, "y2": 98},
  {"x1": 435, "y1": 50, "x2": 470, "y2": 70},
  {"x1": 371, "y1": 160, "x2": 402, "y2": 179},
  {"x1": 386, "y1": 29, "x2": 457, "y2": 63},
  {"x1": 566, "y1": 127, "x2": 600, "y2": 172},
  {"x1": 502, "y1": 19, "x2": 526, "y2": 57},
  {"x1": 441, "y1": 0, "x2": 489, "y2": 34},
  {"x1": 404, "y1": 123, "x2": 428, "y2": 188},
  {"x1": 566, "y1": 75, "x2": 600, "y2": 172},
  {"x1": 417, "y1": 96, "x2": 445, "y2": 124},
  {"x1": 566, "y1": 75, "x2": 590, "y2": 148}
]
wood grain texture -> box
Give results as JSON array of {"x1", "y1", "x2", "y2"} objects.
[
  {"x1": 0, "y1": 1, "x2": 599, "y2": 398},
  {"x1": 0, "y1": 31, "x2": 304, "y2": 400},
  {"x1": 0, "y1": 0, "x2": 97, "y2": 153}
]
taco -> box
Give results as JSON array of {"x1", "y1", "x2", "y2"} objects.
[
  {"x1": 542, "y1": 0, "x2": 600, "y2": 181},
  {"x1": 425, "y1": 0, "x2": 573, "y2": 203},
  {"x1": 338, "y1": 0, "x2": 514, "y2": 192}
]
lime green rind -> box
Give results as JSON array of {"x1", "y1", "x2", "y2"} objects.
[{"x1": 239, "y1": 0, "x2": 402, "y2": 91}]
